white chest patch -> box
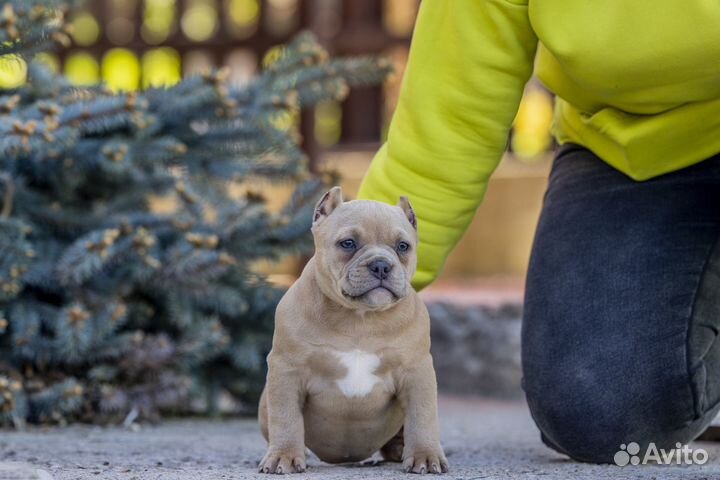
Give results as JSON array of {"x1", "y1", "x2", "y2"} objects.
[{"x1": 333, "y1": 349, "x2": 382, "y2": 398}]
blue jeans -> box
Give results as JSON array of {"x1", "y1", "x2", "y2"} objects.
[{"x1": 522, "y1": 144, "x2": 720, "y2": 463}]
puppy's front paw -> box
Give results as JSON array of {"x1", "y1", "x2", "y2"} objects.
[
  {"x1": 258, "y1": 448, "x2": 306, "y2": 474},
  {"x1": 402, "y1": 447, "x2": 449, "y2": 474}
]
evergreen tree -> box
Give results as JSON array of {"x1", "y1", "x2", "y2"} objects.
[{"x1": 0, "y1": 0, "x2": 390, "y2": 425}]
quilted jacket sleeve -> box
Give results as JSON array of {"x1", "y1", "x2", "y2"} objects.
[{"x1": 357, "y1": 0, "x2": 538, "y2": 289}]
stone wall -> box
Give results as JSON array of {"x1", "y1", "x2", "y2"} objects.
[{"x1": 428, "y1": 302, "x2": 523, "y2": 399}]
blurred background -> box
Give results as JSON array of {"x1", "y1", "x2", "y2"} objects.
[
  {"x1": 0, "y1": 0, "x2": 555, "y2": 298},
  {"x1": 0, "y1": 0, "x2": 558, "y2": 413}
]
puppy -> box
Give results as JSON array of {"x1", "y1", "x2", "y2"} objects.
[{"x1": 258, "y1": 186, "x2": 448, "y2": 474}]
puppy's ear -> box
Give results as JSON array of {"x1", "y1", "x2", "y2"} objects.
[
  {"x1": 313, "y1": 186, "x2": 343, "y2": 225},
  {"x1": 397, "y1": 196, "x2": 417, "y2": 230}
]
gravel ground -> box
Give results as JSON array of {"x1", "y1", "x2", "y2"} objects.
[{"x1": 2, "y1": 396, "x2": 720, "y2": 479}]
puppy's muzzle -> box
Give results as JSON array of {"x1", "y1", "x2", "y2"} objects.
[{"x1": 341, "y1": 253, "x2": 409, "y2": 303}]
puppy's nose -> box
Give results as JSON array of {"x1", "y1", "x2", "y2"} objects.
[{"x1": 367, "y1": 259, "x2": 392, "y2": 280}]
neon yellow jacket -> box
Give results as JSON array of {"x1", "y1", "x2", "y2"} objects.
[{"x1": 357, "y1": 0, "x2": 720, "y2": 290}]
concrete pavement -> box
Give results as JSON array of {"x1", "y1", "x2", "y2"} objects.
[{"x1": 1, "y1": 396, "x2": 719, "y2": 479}]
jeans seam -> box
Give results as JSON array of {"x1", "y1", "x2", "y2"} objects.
[
  {"x1": 681, "y1": 395, "x2": 720, "y2": 430},
  {"x1": 686, "y1": 230, "x2": 720, "y2": 421}
]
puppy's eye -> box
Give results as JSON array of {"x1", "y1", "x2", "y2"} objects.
[
  {"x1": 397, "y1": 241, "x2": 410, "y2": 253},
  {"x1": 338, "y1": 239, "x2": 357, "y2": 251}
]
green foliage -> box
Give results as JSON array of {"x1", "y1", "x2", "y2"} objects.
[{"x1": 0, "y1": 0, "x2": 391, "y2": 425}]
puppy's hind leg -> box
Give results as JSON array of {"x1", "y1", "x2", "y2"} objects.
[
  {"x1": 258, "y1": 387, "x2": 268, "y2": 442},
  {"x1": 380, "y1": 427, "x2": 404, "y2": 462}
]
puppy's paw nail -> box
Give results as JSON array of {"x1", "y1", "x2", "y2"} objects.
[
  {"x1": 431, "y1": 463, "x2": 440, "y2": 474},
  {"x1": 276, "y1": 466, "x2": 283, "y2": 474},
  {"x1": 418, "y1": 465, "x2": 426, "y2": 474},
  {"x1": 293, "y1": 457, "x2": 306, "y2": 472}
]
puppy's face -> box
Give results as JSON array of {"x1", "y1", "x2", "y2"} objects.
[{"x1": 311, "y1": 187, "x2": 418, "y2": 311}]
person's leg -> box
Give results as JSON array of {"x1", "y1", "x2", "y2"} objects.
[{"x1": 522, "y1": 144, "x2": 720, "y2": 463}]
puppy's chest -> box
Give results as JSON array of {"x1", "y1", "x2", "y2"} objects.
[{"x1": 305, "y1": 348, "x2": 401, "y2": 400}]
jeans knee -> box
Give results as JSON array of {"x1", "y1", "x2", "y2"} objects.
[
  {"x1": 526, "y1": 386, "x2": 620, "y2": 462},
  {"x1": 525, "y1": 378, "x2": 715, "y2": 463}
]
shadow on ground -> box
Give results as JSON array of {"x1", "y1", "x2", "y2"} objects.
[{"x1": 2, "y1": 396, "x2": 719, "y2": 479}]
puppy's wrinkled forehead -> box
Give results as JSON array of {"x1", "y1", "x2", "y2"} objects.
[{"x1": 314, "y1": 200, "x2": 415, "y2": 243}]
